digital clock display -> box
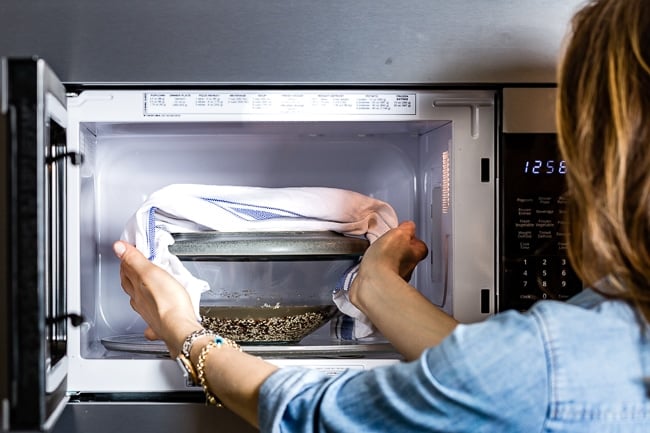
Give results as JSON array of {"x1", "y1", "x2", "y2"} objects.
[{"x1": 523, "y1": 159, "x2": 567, "y2": 175}]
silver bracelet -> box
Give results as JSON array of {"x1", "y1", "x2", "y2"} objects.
[{"x1": 181, "y1": 328, "x2": 217, "y2": 358}]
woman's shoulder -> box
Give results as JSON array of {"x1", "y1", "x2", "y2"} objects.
[
  {"x1": 447, "y1": 288, "x2": 638, "y2": 354},
  {"x1": 525, "y1": 289, "x2": 643, "y2": 370},
  {"x1": 434, "y1": 289, "x2": 649, "y2": 425},
  {"x1": 528, "y1": 290, "x2": 650, "y2": 422},
  {"x1": 530, "y1": 288, "x2": 639, "y2": 335},
  {"x1": 438, "y1": 288, "x2": 644, "y2": 395}
]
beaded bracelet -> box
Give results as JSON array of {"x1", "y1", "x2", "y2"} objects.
[
  {"x1": 196, "y1": 336, "x2": 242, "y2": 406},
  {"x1": 181, "y1": 328, "x2": 218, "y2": 358}
]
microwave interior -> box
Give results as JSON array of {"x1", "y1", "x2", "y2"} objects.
[
  {"x1": 76, "y1": 120, "x2": 450, "y2": 358},
  {"x1": 67, "y1": 90, "x2": 496, "y2": 377}
]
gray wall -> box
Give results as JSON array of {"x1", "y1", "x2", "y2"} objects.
[{"x1": 0, "y1": 0, "x2": 585, "y2": 85}]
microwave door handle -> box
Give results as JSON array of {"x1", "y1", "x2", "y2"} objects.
[{"x1": 45, "y1": 151, "x2": 84, "y2": 165}]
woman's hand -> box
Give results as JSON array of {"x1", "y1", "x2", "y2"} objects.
[
  {"x1": 349, "y1": 220, "x2": 428, "y2": 310},
  {"x1": 389, "y1": 221, "x2": 429, "y2": 281},
  {"x1": 357, "y1": 220, "x2": 428, "y2": 284},
  {"x1": 349, "y1": 221, "x2": 457, "y2": 359},
  {"x1": 114, "y1": 241, "x2": 278, "y2": 428},
  {"x1": 113, "y1": 241, "x2": 202, "y2": 358}
]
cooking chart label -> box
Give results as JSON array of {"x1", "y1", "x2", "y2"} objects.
[{"x1": 143, "y1": 92, "x2": 416, "y2": 116}]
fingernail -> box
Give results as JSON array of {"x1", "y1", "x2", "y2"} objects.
[{"x1": 113, "y1": 241, "x2": 126, "y2": 258}]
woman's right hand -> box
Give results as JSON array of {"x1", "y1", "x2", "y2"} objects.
[
  {"x1": 348, "y1": 221, "x2": 429, "y2": 311},
  {"x1": 349, "y1": 221, "x2": 456, "y2": 359},
  {"x1": 360, "y1": 220, "x2": 429, "y2": 282}
]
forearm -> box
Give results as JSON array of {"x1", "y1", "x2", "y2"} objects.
[
  {"x1": 189, "y1": 335, "x2": 278, "y2": 428},
  {"x1": 114, "y1": 240, "x2": 278, "y2": 428},
  {"x1": 351, "y1": 269, "x2": 458, "y2": 361}
]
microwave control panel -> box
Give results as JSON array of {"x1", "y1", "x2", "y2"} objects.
[{"x1": 499, "y1": 133, "x2": 583, "y2": 312}]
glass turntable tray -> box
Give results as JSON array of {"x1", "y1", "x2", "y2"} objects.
[{"x1": 101, "y1": 333, "x2": 396, "y2": 358}]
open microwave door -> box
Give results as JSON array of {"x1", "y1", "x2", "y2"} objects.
[{"x1": 0, "y1": 57, "x2": 81, "y2": 431}]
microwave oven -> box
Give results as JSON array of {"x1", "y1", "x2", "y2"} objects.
[{"x1": 0, "y1": 58, "x2": 582, "y2": 432}]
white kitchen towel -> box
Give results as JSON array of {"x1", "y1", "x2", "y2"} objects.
[{"x1": 121, "y1": 184, "x2": 398, "y2": 339}]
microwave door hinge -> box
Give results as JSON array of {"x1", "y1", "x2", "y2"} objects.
[{"x1": 432, "y1": 98, "x2": 493, "y2": 139}]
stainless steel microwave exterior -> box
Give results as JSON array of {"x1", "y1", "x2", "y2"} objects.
[
  {"x1": 0, "y1": 0, "x2": 583, "y2": 84},
  {"x1": 1, "y1": 58, "x2": 581, "y2": 433}
]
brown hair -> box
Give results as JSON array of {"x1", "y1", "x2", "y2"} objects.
[{"x1": 557, "y1": 0, "x2": 650, "y2": 322}]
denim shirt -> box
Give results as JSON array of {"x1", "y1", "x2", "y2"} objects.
[{"x1": 259, "y1": 289, "x2": 650, "y2": 432}]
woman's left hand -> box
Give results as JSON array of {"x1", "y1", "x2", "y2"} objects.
[{"x1": 113, "y1": 241, "x2": 202, "y2": 358}]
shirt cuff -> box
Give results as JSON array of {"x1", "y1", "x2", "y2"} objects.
[{"x1": 258, "y1": 367, "x2": 329, "y2": 433}]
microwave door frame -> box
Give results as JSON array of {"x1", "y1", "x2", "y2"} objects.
[{"x1": 0, "y1": 57, "x2": 75, "y2": 431}]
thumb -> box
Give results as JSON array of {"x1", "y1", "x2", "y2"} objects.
[
  {"x1": 113, "y1": 240, "x2": 128, "y2": 259},
  {"x1": 113, "y1": 240, "x2": 150, "y2": 272}
]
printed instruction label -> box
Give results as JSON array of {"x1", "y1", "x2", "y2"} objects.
[
  {"x1": 143, "y1": 92, "x2": 416, "y2": 116},
  {"x1": 310, "y1": 365, "x2": 364, "y2": 377}
]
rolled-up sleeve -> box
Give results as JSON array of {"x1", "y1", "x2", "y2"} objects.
[{"x1": 259, "y1": 309, "x2": 549, "y2": 433}]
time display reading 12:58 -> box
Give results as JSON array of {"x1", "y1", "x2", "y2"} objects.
[{"x1": 523, "y1": 159, "x2": 567, "y2": 175}]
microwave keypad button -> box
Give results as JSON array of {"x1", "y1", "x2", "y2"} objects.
[
  {"x1": 556, "y1": 258, "x2": 582, "y2": 300},
  {"x1": 534, "y1": 256, "x2": 556, "y2": 300},
  {"x1": 510, "y1": 258, "x2": 536, "y2": 302}
]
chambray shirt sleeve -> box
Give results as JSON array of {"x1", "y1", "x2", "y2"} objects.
[{"x1": 258, "y1": 310, "x2": 549, "y2": 433}]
